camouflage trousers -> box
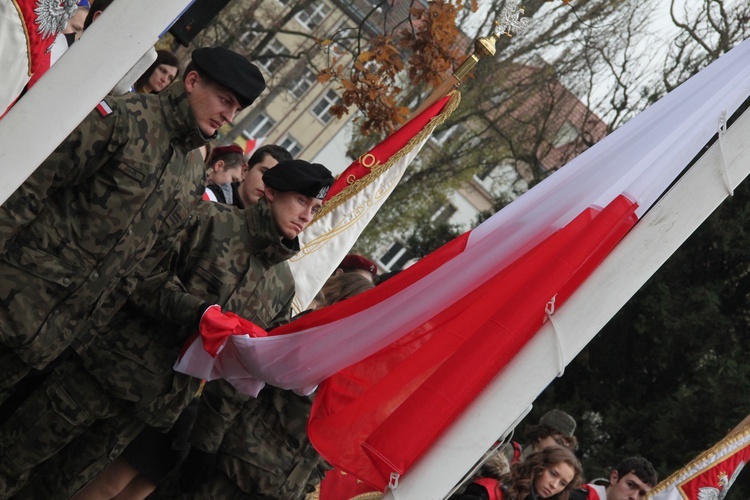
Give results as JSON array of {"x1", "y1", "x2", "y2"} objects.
[
  {"x1": 181, "y1": 467, "x2": 319, "y2": 500},
  {"x1": 180, "y1": 470, "x2": 258, "y2": 500},
  {"x1": 0, "y1": 358, "x2": 120, "y2": 496},
  {"x1": 4, "y1": 364, "x2": 198, "y2": 498},
  {"x1": 11, "y1": 415, "x2": 144, "y2": 500}
]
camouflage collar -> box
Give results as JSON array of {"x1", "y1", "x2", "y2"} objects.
[
  {"x1": 247, "y1": 199, "x2": 299, "y2": 266},
  {"x1": 159, "y1": 82, "x2": 213, "y2": 150}
]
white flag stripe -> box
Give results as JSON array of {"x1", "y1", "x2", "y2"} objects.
[{"x1": 288, "y1": 136, "x2": 427, "y2": 311}]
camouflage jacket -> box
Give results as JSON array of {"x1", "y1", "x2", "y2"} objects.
[
  {"x1": 79, "y1": 199, "x2": 297, "y2": 423},
  {"x1": 211, "y1": 386, "x2": 325, "y2": 499},
  {"x1": 0, "y1": 83, "x2": 208, "y2": 369}
]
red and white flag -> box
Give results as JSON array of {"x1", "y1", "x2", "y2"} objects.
[
  {"x1": 243, "y1": 136, "x2": 266, "y2": 156},
  {"x1": 175, "y1": 91, "x2": 461, "y2": 395},
  {"x1": 0, "y1": 0, "x2": 77, "y2": 118},
  {"x1": 648, "y1": 422, "x2": 750, "y2": 500},
  {"x1": 174, "y1": 38, "x2": 750, "y2": 492},
  {"x1": 288, "y1": 91, "x2": 461, "y2": 311}
]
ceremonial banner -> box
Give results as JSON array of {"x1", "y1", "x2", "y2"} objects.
[
  {"x1": 0, "y1": 0, "x2": 77, "y2": 118},
  {"x1": 648, "y1": 424, "x2": 750, "y2": 500},
  {"x1": 174, "y1": 38, "x2": 750, "y2": 492},
  {"x1": 288, "y1": 91, "x2": 461, "y2": 312}
]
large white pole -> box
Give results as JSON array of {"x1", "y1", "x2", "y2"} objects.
[
  {"x1": 0, "y1": 0, "x2": 194, "y2": 206},
  {"x1": 385, "y1": 104, "x2": 750, "y2": 499}
]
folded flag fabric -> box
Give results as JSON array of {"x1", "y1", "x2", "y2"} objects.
[
  {"x1": 310, "y1": 194, "x2": 638, "y2": 489},
  {"x1": 198, "y1": 305, "x2": 268, "y2": 357},
  {"x1": 174, "y1": 37, "x2": 750, "y2": 492}
]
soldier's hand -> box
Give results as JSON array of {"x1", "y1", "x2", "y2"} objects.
[{"x1": 198, "y1": 305, "x2": 267, "y2": 357}]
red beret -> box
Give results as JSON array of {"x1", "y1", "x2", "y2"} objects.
[
  {"x1": 210, "y1": 144, "x2": 244, "y2": 163},
  {"x1": 339, "y1": 254, "x2": 378, "y2": 277}
]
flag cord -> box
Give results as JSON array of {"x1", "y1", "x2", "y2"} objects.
[
  {"x1": 388, "y1": 472, "x2": 400, "y2": 490},
  {"x1": 545, "y1": 296, "x2": 565, "y2": 378},
  {"x1": 718, "y1": 110, "x2": 734, "y2": 197}
]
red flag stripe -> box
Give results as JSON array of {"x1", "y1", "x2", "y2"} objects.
[{"x1": 309, "y1": 195, "x2": 638, "y2": 490}]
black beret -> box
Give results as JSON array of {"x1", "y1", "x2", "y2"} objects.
[
  {"x1": 191, "y1": 47, "x2": 265, "y2": 108},
  {"x1": 263, "y1": 160, "x2": 334, "y2": 200}
]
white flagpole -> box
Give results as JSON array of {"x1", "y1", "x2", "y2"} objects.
[
  {"x1": 0, "y1": 0, "x2": 194, "y2": 206},
  {"x1": 385, "y1": 104, "x2": 750, "y2": 499}
]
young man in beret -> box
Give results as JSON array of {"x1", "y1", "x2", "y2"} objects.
[
  {"x1": 0, "y1": 46, "x2": 265, "y2": 397},
  {"x1": 0, "y1": 46, "x2": 265, "y2": 495},
  {"x1": 175, "y1": 163, "x2": 336, "y2": 499},
  {"x1": 3, "y1": 160, "x2": 335, "y2": 498}
]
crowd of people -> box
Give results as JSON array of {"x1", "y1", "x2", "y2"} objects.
[{"x1": 451, "y1": 411, "x2": 658, "y2": 500}]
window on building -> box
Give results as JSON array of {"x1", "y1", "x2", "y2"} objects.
[
  {"x1": 378, "y1": 241, "x2": 414, "y2": 271},
  {"x1": 330, "y1": 19, "x2": 356, "y2": 50},
  {"x1": 288, "y1": 68, "x2": 317, "y2": 99},
  {"x1": 490, "y1": 90, "x2": 509, "y2": 106},
  {"x1": 475, "y1": 162, "x2": 512, "y2": 195},
  {"x1": 311, "y1": 89, "x2": 340, "y2": 124},
  {"x1": 551, "y1": 120, "x2": 579, "y2": 147},
  {"x1": 242, "y1": 112, "x2": 276, "y2": 139},
  {"x1": 279, "y1": 134, "x2": 302, "y2": 158},
  {"x1": 430, "y1": 124, "x2": 464, "y2": 145},
  {"x1": 238, "y1": 21, "x2": 264, "y2": 49},
  {"x1": 296, "y1": 3, "x2": 332, "y2": 30},
  {"x1": 476, "y1": 165, "x2": 494, "y2": 181},
  {"x1": 258, "y1": 38, "x2": 290, "y2": 74},
  {"x1": 430, "y1": 203, "x2": 457, "y2": 226}
]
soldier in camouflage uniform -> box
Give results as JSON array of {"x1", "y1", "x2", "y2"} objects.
[
  {"x1": 2, "y1": 161, "x2": 334, "y2": 498},
  {"x1": 0, "y1": 45, "x2": 265, "y2": 395},
  {"x1": 0, "y1": 47, "x2": 266, "y2": 496},
  {"x1": 181, "y1": 386, "x2": 327, "y2": 500},
  {"x1": 179, "y1": 277, "x2": 376, "y2": 500}
]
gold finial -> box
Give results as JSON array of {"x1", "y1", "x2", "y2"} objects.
[
  {"x1": 408, "y1": 4, "x2": 529, "y2": 119},
  {"x1": 452, "y1": 5, "x2": 529, "y2": 83}
]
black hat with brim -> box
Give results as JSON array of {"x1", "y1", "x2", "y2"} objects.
[
  {"x1": 263, "y1": 160, "x2": 335, "y2": 200},
  {"x1": 191, "y1": 47, "x2": 265, "y2": 108}
]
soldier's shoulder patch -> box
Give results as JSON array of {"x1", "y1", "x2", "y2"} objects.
[{"x1": 95, "y1": 100, "x2": 113, "y2": 118}]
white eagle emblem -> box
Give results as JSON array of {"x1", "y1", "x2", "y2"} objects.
[
  {"x1": 696, "y1": 462, "x2": 745, "y2": 500},
  {"x1": 34, "y1": 0, "x2": 78, "y2": 39}
]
